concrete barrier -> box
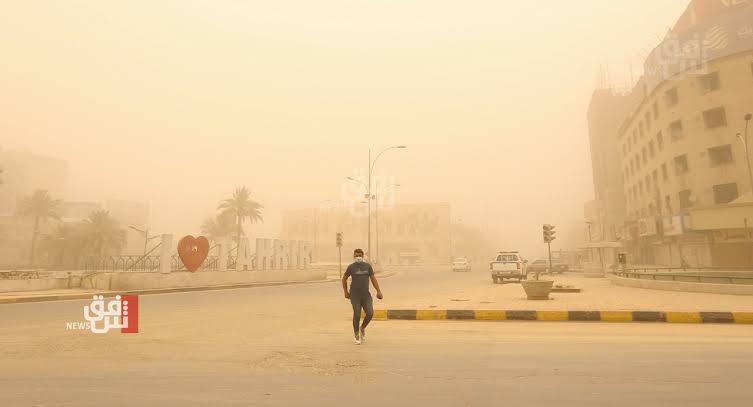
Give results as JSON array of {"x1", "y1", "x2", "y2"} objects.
[
  {"x1": 81, "y1": 269, "x2": 327, "y2": 291},
  {"x1": 608, "y1": 274, "x2": 753, "y2": 296},
  {"x1": 372, "y1": 309, "x2": 753, "y2": 324}
]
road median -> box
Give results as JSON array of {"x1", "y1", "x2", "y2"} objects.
[
  {"x1": 0, "y1": 270, "x2": 399, "y2": 305},
  {"x1": 373, "y1": 309, "x2": 753, "y2": 324}
]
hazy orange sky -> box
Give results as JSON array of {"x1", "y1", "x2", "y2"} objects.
[{"x1": 0, "y1": 0, "x2": 689, "y2": 256}]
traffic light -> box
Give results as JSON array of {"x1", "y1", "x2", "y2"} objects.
[
  {"x1": 336, "y1": 232, "x2": 343, "y2": 247},
  {"x1": 618, "y1": 253, "x2": 627, "y2": 265},
  {"x1": 543, "y1": 224, "x2": 556, "y2": 243}
]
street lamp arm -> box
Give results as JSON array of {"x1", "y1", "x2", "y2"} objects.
[{"x1": 370, "y1": 145, "x2": 406, "y2": 175}]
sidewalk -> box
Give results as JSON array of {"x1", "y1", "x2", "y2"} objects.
[
  {"x1": 379, "y1": 274, "x2": 753, "y2": 312},
  {"x1": 0, "y1": 269, "x2": 398, "y2": 305}
]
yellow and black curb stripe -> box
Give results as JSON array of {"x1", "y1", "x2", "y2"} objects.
[{"x1": 373, "y1": 310, "x2": 753, "y2": 324}]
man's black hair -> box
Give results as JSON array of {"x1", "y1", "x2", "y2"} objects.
[{"x1": 353, "y1": 248, "x2": 364, "y2": 255}]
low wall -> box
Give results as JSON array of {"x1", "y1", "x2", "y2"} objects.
[
  {"x1": 0, "y1": 277, "x2": 74, "y2": 293},
  {"x1": 81, "y1": 269, "x2": 327, "y2": 291},
  {"x1": 608, "y1": 274, "x2": 753, "y2": 296}
]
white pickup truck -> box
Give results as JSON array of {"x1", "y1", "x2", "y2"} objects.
[{"x1": 489, "y1": 251, "x2": 527, "y2": 283}]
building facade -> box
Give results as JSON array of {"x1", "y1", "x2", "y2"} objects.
[
  {"x1": 281, "y1": 202, "x2": 452, "y2": 265},
  {"x1": 585, "y1": 0, "x2": 753, "y2": 268}
]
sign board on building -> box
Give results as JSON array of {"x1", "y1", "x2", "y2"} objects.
[
  {"x1": 662, "y1": 215, "x2": 689, "y2": 236},
  {"x1": 638, "y1": 218, "x2": 658, "y2": 237}
]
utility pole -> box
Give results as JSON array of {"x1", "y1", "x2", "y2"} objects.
[
  {"x1": 737, "y1": 113, "x2": 753, "y2": 194},
  {"x1": 336, "y1": 232, "x2": 343, "y2": 278},
  {"x1": 366, "y1": 145, "x2": 406, "y2": 263}
]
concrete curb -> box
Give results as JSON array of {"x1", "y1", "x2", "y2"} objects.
[
  {"x1": 0, "y1": 270, "x2": 400, "y2": 305},
  {"x1": 373, "y1": 309, "x2": 753, "y2": 324}
]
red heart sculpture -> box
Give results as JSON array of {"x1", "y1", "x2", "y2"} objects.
[{"x1": 177, "y1": 235, "x2": 209, "y2": 272}]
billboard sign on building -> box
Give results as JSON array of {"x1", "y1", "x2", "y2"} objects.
[
  {"x1": 638, "y1": 217, "x2": 658, "y2": 237},
  {"x1": 662, "y1": 215, "x2": 690, "y2": 236},
  {"x1": 644, "y1": 5, "x2": 753, "y2": 94}
]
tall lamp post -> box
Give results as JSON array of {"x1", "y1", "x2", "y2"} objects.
[
  {"x1": 738, "y1": 113, "x2": 753, "y2": 195},
  {"x1": 375, "y1": 182, "x2": 400, "y2": 265},
  {"x1": 347, "y1": 176, "x2": 370, "y2": 247},
  {"x1": 367, "y1": 146, "x2": 406, "y2": 261},
  {"x1": 129, "y1": 225, "x2": 159, "y2": 257}
]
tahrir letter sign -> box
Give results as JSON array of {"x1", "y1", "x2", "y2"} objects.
[{"x1": 177, "y1": 235, "x2": 210, "y2": 272}]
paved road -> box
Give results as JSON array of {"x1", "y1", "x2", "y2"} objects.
[{"x1": 1, "y1": 267, "x2": 752, "y2": 406}]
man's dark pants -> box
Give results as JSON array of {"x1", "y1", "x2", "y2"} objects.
[{"x1": 350, "y1": 292, "x2": 374, "y2": 335}]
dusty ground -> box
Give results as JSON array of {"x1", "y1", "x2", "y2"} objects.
[
  {"x1": 1, "y1": 266, "x2": 752, "y2": 406},
  {"x1": 380, "y1": 267, "x2": 753, "y2": 311}
]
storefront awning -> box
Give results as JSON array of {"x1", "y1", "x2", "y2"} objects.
[{"x1": 689, "y1": 201, "x2": 753, "y2": 230}]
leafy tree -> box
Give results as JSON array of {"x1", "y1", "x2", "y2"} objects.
[
  {"x1": 201, "y1": 211, "x2": 239, "y2": 243},
  {"x1": 81, "y1": 210, "x2": 126, "y2": 258},
  {"x1": 18, "y1": 189, "x2": 61, "y2": 265},
  {"x1": 217, "y1": 187, "x2": 263, "y2": 248},
  {"x1": 41, "y1": 222, "x2": 88, "y2": 267}
]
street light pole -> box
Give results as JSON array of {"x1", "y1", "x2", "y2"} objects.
[
  {"x1": 129, "y1": 225, "x2": 150, "y2": 257},
  {"x1": 367, "y1": 145, "x2": 406, "y2": 263},
  {"x1": 742, "y1": 114, "x2": 753, "y2": 196},
  {"x1": 375, "y1": 182, "x2": 400, "y2": 265}
]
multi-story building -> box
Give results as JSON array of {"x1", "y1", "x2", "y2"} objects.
[
  {"x1": 0, "y1": 149, "x2": 68, "y2": 266},
  {"x1": 585, "y1": 0, "x2": 753, "y2": 268},
  {"x1": 281, "y1": 202, "x2": 452, "y2": 265},
  {"x1": 582, "y1": 89, "x2": 633, "y2": 266},
  {"x1": 0, "y1": 149, "x2": 68, "y2": 215}
]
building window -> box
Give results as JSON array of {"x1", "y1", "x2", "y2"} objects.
[
  {"x1": 645, "y1": 175, "x2": 651, "y2": 191},
  {"x1": 661, "y1": 163, "x2": 668, "y2": 180},
  {"x1": 649, "y1": 141, "x2": 655, "y2": 157},
  {"x1": 674, "y1": 154, "x2": 689, "y2": 175},
  {"x1": 679, "y1": 189, "x2": 693, "y2": 208},
  {"x1": 666, "y1": 87, "x2": 679, "y2": 106},
  {"x1": 656, "y1": 132, "x2": 664, "y2": 150},
  {"x1": 636, "y1": 154, "x2": 641, "y2": 170},
  {"x1": 703, "y1": 107, "x2": 727, "y2": 129},
  {"x1": 639, "y1": 181, "x2": 644, "y2": 195},
  {"x1": 645, "y1": 112, "x2": 651, "y2": 129},
  {"x1": 670, "y1": 120, "x2": 684, "y2": 140},
  {"x1": 652, "y1": 170, "x2": 658, "y2": 185},
  {"x1": 708, "y1": 144, "x2": 734, "y2": 167},
  {"x1": 665, "y1": 195, "x2": 672, "y2": 214},
  {"x1": 642, "y1": 147, "x2": 647, "y2": 164},
  {"x1": 713, "y1": 183, "x2": 738, "y2": 204},
  {"x1": 698, "y1": 71, "x2": 720, "y2": 93},
  {"x1": 653, "y1": 101, "x2": 659, "y2": 119},
  {"x1": 639, "y1": 121, "x2": 645, "y2": 137}
]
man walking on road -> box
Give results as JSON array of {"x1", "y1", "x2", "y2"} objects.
[{"x1": 342, "y1": 248, "x2": 383, "y2": 345}]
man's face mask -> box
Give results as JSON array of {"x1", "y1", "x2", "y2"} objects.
[{"x1": 354, "y1": 256, "x2": 364, "y2": 263}]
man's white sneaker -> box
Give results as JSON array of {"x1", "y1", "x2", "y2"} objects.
[
  {"x1": 359, "y1": 327, "x2": 366, "y2": 343},
  {"x1": 353, "y1": 334, "x2": 361, "y2": 345}
]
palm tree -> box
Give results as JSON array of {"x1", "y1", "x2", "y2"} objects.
[
  {"x1": 18, "y1": 189, "x2": 62, "y2": 265},
  {"x1": 201, "y1": 211, "x2": 239, "y2": 243},
  {"x1": 41, "y1": 223, "x2": 87, "y2": 267},
  {"x1": 81, "y1": 210, "x2": 126, "y2": 258},
  {"x1": 217, "y1": 187, "x2": 263, "y2": 249}
]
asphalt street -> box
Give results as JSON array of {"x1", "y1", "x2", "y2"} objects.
[{"x1": 1, "y1": 267, "x2": 752, "y2": 406}]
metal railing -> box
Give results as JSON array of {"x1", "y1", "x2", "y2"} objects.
[
  {"x1": 623, "y1": 266, "x2": 752, "y2": 273},
  {"x1": 614, "y1": 268, "x2": 753, "y2": 285}
]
